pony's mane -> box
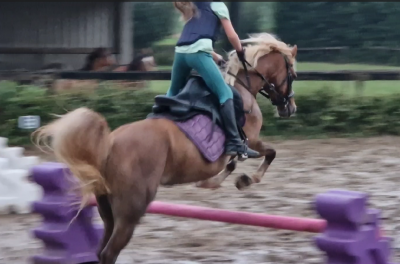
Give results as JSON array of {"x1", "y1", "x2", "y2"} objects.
[{"x1": 224, "y1": 33, "x2": 296, "y2": 86}]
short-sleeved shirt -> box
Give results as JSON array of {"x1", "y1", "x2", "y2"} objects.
[{"x1": 175, "y1": 2, "x2": 230, "y2": 54}]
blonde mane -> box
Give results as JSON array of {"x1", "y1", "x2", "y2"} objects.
[{"x1": 224, "y1": 33, "x2": 297, "y2": 86}]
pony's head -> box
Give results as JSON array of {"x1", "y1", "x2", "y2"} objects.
[
  {"x1": 225, "y1": 33, "x2": 298, "y2": 118},
  {"x1": 81, "y1": 47, "x2": 116, "y2": 71}
]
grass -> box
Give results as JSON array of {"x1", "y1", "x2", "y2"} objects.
[
  {"x1": 154, "y1": 38, "x2": 178, "y2": 46},
  {"x1": 296, "y1": 62, "x2": 400, "y2": 97},
  {"x1": 148, "y1": 62, "x2": 400, "y2": 97},
  {"x1": 297, "y1": 62, "x2": 400, "y2": 71}
]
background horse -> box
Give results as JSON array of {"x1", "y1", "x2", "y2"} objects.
[
  {"x1": 33, "y1": 33, "x2": 297, "y2": 264},
  {"x1": 52, "y1": 47, "x2": 157, "y2": 92},
  {"x1": 80, "y1": 47, "x2": 157, "y2": 72}
]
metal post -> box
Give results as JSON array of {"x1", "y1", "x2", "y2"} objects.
[{"x1": 118, "y1": 2, "x2": 134, "y2": 64}]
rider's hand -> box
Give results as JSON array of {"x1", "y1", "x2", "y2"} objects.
[
  {"x1": 212, "y1": 52, "x2": 224, "y2": 64},
  {"x1": 236, "y1": 48, "x2": 246, "y2": 63},
  {"x1": 217, "y1": 59, "x2": 227, "y2": 67}
]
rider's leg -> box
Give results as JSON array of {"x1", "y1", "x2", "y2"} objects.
[
  {"x1": 186, "y1": 51, "x2": 259, "y2": 159},
  {"x1": 186, "y1": 52, "x2": 232, "y2": 104},
  {"x1": 166, "y1": 52, "x2": 192, "y2": 97}
]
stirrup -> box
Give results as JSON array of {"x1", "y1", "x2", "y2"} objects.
[
  {"x1": 238, "y1": 137, "x2": 249, "y2": 161},
  {"x1": 238, "y1": 152, "x2": 249, "y2": 161}
]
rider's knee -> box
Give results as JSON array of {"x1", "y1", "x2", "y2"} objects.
[{"x1": 219, "y1": 88, "x2": 233, "y2": 104}]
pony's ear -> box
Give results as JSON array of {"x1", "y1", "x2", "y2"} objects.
[{"x1": 291, "y1": 45, "x2": 298, "y2": 58}]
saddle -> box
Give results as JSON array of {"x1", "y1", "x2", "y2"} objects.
[{"x1": 147, "y1": 75, "x2": 246, "y2": 129}]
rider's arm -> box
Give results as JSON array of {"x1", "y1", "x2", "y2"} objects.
[
  {"x1": 221, "y1": 20, "x2": 242, "y2": 52},
  {"x1": 211, "y1": 2, "x2": 243, "y2": 52}
]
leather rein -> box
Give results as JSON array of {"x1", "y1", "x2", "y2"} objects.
[{"x1": 226, "y1": 53, "x2": 295, "y2": 113}]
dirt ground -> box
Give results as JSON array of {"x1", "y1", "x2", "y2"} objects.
[{"x1": 2, "y1": 137, "x2": 400, "y2": 264}]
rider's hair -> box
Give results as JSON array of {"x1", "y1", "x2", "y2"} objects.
[{"x1": 173, "y1": 2, "x2": 198, "y2": 22}]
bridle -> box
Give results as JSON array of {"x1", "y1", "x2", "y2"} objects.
[{"x1": 226, "y1": 53, "x2": 296, "y2": 112}]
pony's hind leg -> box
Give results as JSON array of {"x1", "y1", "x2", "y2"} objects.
[
  {"x1": 96, "y1": 195, "x2": 114, "y2": 260},
  {"x1": 195, "y1": 158, "x2": 237, "y2": 189},
  {"x1": 99, "y1": 180, "x2": 157, "y2": 264},
  {"x1": 235, "y1": 140, "x2": 276, "y2": 190}
]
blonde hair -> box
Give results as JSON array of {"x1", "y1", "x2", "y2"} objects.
[{"x1": 173, "y1": 2, "x2": 198, "y2": 22}]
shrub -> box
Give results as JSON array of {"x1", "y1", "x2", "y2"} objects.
[{"x1": 1, "y1": 81, "x2": 400, "y2": 145}]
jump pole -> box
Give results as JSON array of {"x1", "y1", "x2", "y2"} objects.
[{"x1": 89, "y1": 197, "x2": 325, "y2": 233}]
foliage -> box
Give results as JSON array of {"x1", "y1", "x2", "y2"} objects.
[
  {"x1": 274, "y1": 2, "x2": 400, "y2": 65},
  {"x1": 133, "y1": 2, "x2": 177, "y2": 51},
  {"x1": 152, "y1": 43, "x2": 175, "y2": 66},
  {"x1": 236, "y1": 2, "x2": 275, "y2": 39},
  {"x1": 2, "y1": 81, "x2": 400, "y2": 145}
]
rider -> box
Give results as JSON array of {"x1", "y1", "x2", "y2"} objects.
[{"x1": 166, "y1": 1, "x2": 259, "y2": 159}]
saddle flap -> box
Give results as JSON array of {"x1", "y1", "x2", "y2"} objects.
[
  {"x1": 154, "y1": 95, "x2": 190, "y2": 108},
  {"x1": 150, "y1": 75, "x2": 246, "y2": 128},
  {"x1": 177, "y1": 76, "x2": 212, "y2": 99}
]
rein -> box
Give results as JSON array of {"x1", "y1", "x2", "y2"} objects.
[{"x1": 226, "y1": 53, "x2": 295, "y2": 113}]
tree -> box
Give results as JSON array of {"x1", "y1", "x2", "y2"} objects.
[
  {"x1": 133, "y1": 2, "x2": 176, "y2": 51},
  {"x1": 274, "y1": 2, "x2": 400, "y2": 65},
  {"x1": 219, "y1": 2, "x2": 274, "y2": 52}
]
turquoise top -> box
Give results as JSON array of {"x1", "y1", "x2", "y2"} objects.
[{"x1": 175, "y1": 2, "x2": 230, "y2": 54}]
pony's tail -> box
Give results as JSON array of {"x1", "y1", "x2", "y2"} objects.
[{"x1": 32, "y1": 107, "x2": 111, "y2": 205}]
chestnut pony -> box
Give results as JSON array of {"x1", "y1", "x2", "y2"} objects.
[
  {"x1": 79, "y1": 47, "x2": 157, "y2": 72},
  {"x1": 33, "y1": 33, "x2": 297, "y2": 264},
  {"x1": 52, "y1": 47, "x2": 157, "y2": 92}
]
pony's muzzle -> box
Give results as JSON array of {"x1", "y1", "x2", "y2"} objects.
[{"x1": 277, "y1": 104, "x2": 296, "y2": 118}]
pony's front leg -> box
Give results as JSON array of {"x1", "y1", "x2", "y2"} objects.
[
  {"x1": 195, "y1": 158, "x2": 237, "y2": 189},
  {"x1": 235, "y1": 140, "x2": 276, "y2": 190}
]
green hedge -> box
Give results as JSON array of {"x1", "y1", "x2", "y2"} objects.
[
  {"x1": 1, "y1": 81, "x2": 400, "y2": 145},
  {"x1": 152, "y1": 43, "x2": 175, "y2": 66}
]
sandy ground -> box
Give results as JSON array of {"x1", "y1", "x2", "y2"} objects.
[{"x1": 2, "y1": 137, "x2": 400, "y2": 264}]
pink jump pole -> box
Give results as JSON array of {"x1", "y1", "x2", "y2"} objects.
[
  {"x1": 88, "y1": 197, "x2": 326, "y2": 233},
  {"x1": 147, "y1": 201, "x2": 326, "y2": 233}
]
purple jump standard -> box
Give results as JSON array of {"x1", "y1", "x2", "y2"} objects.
[
  {"x1": 31, "y1": 162, "x2": 397, "y2": 264},
  {"x1": 315, "y1": 190, "x2": 396, "y2": 264},
  {"x1": 31, "y1": 162, "x2": 103, "y2": 264}
]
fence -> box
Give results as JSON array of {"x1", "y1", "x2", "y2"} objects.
[
  {"x1": 2, "y1": 69, "x2": 400, "y2": 94},
  {"x1": 57, "y1": 70, "x2": 400, "y2": 81},
  {"x1": 295, "y1": 46, "x2": 400, "y2": 65}
]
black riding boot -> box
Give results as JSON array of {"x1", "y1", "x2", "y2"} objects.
[{"x1": 220, "y1": 99, "x2": 259, "y2": 160}]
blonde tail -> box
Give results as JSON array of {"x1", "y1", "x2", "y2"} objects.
[{"x1": 33, "y1": 107, "x2": 111, "y2": 204}]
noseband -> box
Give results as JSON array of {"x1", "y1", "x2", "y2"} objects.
[{"x1": 227, "y1": 53, "x2": 295, "y2": 107}]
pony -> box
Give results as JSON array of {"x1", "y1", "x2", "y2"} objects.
[
  {"x1": 80, "y1": 47, "x2": 157, "y2": 72},
  {"x1": 33, "y1": 33, "x2": 297, "y2": 264},
  {"x1": 51, "y1": 47, "x2": 157, "y2": 92}
]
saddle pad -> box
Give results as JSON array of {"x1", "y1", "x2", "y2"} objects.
[{"x1": 175, "y1": 114, "x2": 225, "y2": 162}]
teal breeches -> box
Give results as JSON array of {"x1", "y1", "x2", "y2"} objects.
[{"x1": 166, "y1": 51, "x2": 233, "y2": 104}]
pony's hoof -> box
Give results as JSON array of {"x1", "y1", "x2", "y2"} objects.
[{"x1": 235, "y1": 174, "x2": 253, "y2": 190}]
